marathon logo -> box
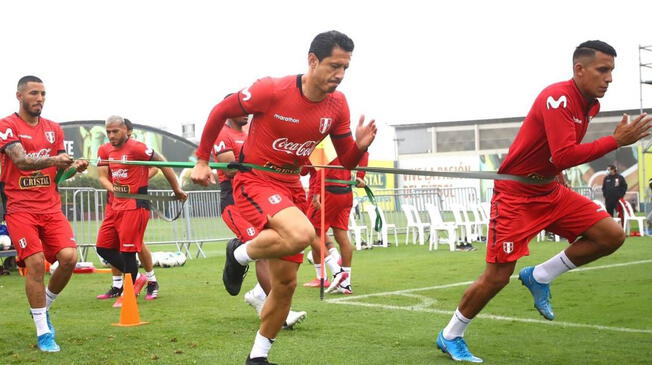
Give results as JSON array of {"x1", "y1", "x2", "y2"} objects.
[
  {"x1": 113, "y1": 184, "x2": 130, "y2": 193},
  {"x1": 19, "y1": 172, "x2": 51, "y2": 189}
]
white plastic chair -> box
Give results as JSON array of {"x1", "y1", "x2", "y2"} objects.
[
  {"x1": 402, "y1": 204, "x2": 427, "y2": 245},
  {"x1": 592, "y1": 199, "x2": 621, "y2": 226},
  {"x1": 364, "y1": 204, "x2": 397, "y2": 247},
  {"x1": 425, "y1": 203, "x2": 456, "y2": 251},
  {"x1": 348, "y1": 209, "x2": 369, "y2": 250},
  {"x1": 451, "y1": 204, "x2": 478, "y2": 243},
  {"x1": 619, "y1": 200, "x2": 646, "y2": 236}
]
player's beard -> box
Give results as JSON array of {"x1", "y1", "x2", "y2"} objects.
[{"x1": 23, "y1": 101, "x2": 42, "y2": 117}]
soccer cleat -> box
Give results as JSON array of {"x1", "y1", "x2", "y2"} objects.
[
  {"x1": 436, "y1": 331, "x2": 483, "y2": 363},
  {"x1": 134, "y1": 274, "x2": 148, "y2": 296},
  {"x1": 145, "y1": 281, "x2": 159, "y2": 300},
  {"x1": 37, "y1": 332, "x2": 60, "y2": 352},
  {"x1": 46, "y1": 311, "x2": 55, "y2": 339},
  {"x1": 245, "y1": 356, "x2": 277, "y2": 365},
  {"x1": 112, "y1": 295, "x2": 124, "y2": 308},
  {"x1": 96, "y1": 286, "x2": 123, "y2": 300},
  {"x1": 325, "y1": 270, "x2": 349, "y2": 293},
  {"x1": 332, "y1": 284, "x2": 353, "y2": 295},
  {"x1": 223, "y1": 238, "x2": 249, "y2": 296},
  {"x1": 518, "y1": 266, "x2": 554, "y2": 320},
  {"x1": 302, "y1": 278, "x2": 330, "y2": 288},
  {"x1": 283, "y1": 310, "x2": 307, "y2": 329},
  {"x1": 244, "y1": 288, "x2": 266, "y2": 316}
]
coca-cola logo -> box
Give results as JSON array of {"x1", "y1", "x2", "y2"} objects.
[
  {"x1": 112, "y1": 169, "x2": 128, "y2": 179},
  {"x1": 272, "y1": 138, "x2": 317, "y2": 157},
  {"x1": 25, "y1": 148, "x2": 52, "y2": 159}
]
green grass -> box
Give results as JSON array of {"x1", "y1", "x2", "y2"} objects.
[{"x1": 1, "y1": 236, "x2": 651, "y2": 364}]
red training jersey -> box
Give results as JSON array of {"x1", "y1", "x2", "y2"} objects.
[
  {"x1": 212, "y1": 124, "x2": 247, "y2": 183},
  {"x1": 97, "y1": 142, "x2": 114, "y2": 205},
  {"x1": 308, "y1": 153, "x2": 369, "y2": 198},
  {"x1": 0, "y1": 113, "x2": 66, "y2": 214},
  {"x1": 496, "y1": 79, "x2": 618, "y2": 196},
  {"x1": 106, "y1": 138, "x2": 154, "y2": 211}
]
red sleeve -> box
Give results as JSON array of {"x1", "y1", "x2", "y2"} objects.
[
  {"x1": 97, "y1": 144, "x2": 109, "y2": 161},
  {"x1": 0, "y1": 119, "x2": 20, "y2": 151},
  {"x1": 55, "y1": 124, "x2": 65, "y2": 153},
  {"x1": 135, "y1": 142, "x2": 155, "y2": 161},
  {"x1": 213, "y1": 130, "x2": 234, "y2": 156},
  {"x1": 542, "y1": 94, "x2": 618, "y2": 170},
  {"x1": 330, "y1": 94, "x2": 365, "y2": 169},
  {"x1": 355, "y1": 152, "x2": 369, "y2": 179}
]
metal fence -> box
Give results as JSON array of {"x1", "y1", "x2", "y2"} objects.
[{"x1": 60, "y1": 188, "x2": 229, "y2": 261}]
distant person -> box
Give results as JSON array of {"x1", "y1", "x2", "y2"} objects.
[
  {"x1": 435, "y1": 41, "x2": 652, "y2": 363},
  {"x1": 0, "y1": 75, "x2": 88, "y2": 352},
  {"x1": 601, "y1": 164, "x2": 627, "y2": 217}
]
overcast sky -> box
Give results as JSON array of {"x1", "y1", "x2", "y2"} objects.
[{"x1": 1, "y1": 0, "x2": 651, "y2": 159}]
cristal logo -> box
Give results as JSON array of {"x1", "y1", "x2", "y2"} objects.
[
  {"x1": 112, "y1": 169, "x2": 128, "y2": 179},
  {"x1": 25, "y1": 148, "x2": 51, "y2": 159},
  {"x1": 546, "y1": 95, "x2": 567, "y2": 110},
  {"x1": 272, "y1": 138, "x2": 317, "y2": 156}
]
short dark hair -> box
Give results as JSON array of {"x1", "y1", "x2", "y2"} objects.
[
  {"x1": 308, "y1": 30, "x2": 354, "y2": 61},
  {"x1": 17, "y1": 75, "x2": 43, "y2": 90},
  {"x1": 573, "y1": 40, "x2": 617, "y2": 63},
  {"x1": 607, "y1": 164, "x2": 616, "y2": 170},
  {"x1": 124, "y1": 118, "x2": 134, "y2": 131}
]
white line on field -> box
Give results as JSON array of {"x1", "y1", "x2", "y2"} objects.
[
  {"x1": 326, "y1": 259, "x2": 652, "y2": 303},
  {"x1": 325, "y1": 259, "x2": 652, "y2": 334}
]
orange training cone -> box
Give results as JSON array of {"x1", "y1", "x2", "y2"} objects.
[{"x1": 112, "y1": 273, "x2": 149, "y2": 327}]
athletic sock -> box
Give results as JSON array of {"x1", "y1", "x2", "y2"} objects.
[
  {"x1": 45, "y1": 288, "x2": 58, "y2": 311},
  {"x1": 31, "y1": 307, "x2": 50, "y2": 336},
  {"x1": 533, "y1": 250, "x2": 577, "y2": 284},
  {"x1": 252, "y1": 283, "x2": 267, "y2": 300},
  {"x1": 342, "y1": 266, "x2": 352, "y2": 286},
  {"x1": 112, "y1": 275, "x2": 124, "y2": 289},
  {"x1": 145, "y1": 270, "x2": 157, "y2": 282},
  {"x1": 328, "y1": 247, "x2": 341, "y2": 262},
  {"x1": 250, "y1": 331, "x2": 274, "y2": 359},
  {"x1": 234, "y1": 241, "x2": 253, "y2": 266},
  {"x1": 314, "y1": 264, "x2": 323, "y2": 279},
  {"x1": 324, "y1": 255, "x2": 341, "y2": 277},
  {"x1": 442, "y1": 308, "x2": 472, "y2": 340}
]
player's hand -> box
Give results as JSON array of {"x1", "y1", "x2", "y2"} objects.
[
  {"x1": 613, "y1": 113, "x2": 652, "y2": 146},
  {"x1": 174, "y1": 188, "x2": 188, "y2": 202},
  {"x1": 355, "y1": 177, "x2": 366, "y2": 188},
  {"x1": 354, "y1": 115, "x2": 377, "y2": 151},
  {"x1": 52, "y1": 154, "x2": 74, "y2": 169},
  {"x1": 312, "y1": 194, "x2": 321, "y2": 210},
  {"x1": 191, "y1": 160, "x2": 212, "y2": 186},
  {"x1": 73, "y1": 159, "x2": 89, "y2": 173}
]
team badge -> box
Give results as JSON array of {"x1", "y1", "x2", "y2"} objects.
[
  {"x1": 319, "y1": 118, "x2": 332, "y2": 134},
  {"x1": 268, "y1": 194, "x2": 282, "y2": 205},
  {"x1": 502, "y1": 241, "x2": 514, "y2": 254},
  {"x1": 246, "y1": 227, "x2": 256, "y2": 237},
  {"x1": 45, "y1": 131, "x2": 55, "y2": 144},
  {"x1": 121, "y1": 154, "x2": 128, "y2": 162},
  {"x1": 18, "y1": 238, "x2": 27, "y2": 249}
]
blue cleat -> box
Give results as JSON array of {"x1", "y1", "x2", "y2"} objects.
[
  {"x1": 518, "y1": 266, "x2": 554, "y2": 320},
  {"x1": 436, "y1": 331, "x2": 483, "y2": 363},
  {"x1": 37, "y1": 332, "x2": 60, "y2": 352},
  {"x1": 46, "y1": 311, "x2": 55, "y2": 338}
]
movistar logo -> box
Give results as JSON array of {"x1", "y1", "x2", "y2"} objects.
[{"x1": 546, "y1": 95, "x2": 567, "y2": 110}]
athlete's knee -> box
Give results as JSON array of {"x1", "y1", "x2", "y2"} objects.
[
  {"x1": 285, "y1": 224, "x2": 316, "y2": 251},
  {"x1": 56, "y1": 248, "x2": 77, "y2": 269},
  {"x1": 272, "y1": 276, "x2": 297, "y2": 297},
  {"x1": 601, "y1": 226, "x2": 626, "y2": 251}
]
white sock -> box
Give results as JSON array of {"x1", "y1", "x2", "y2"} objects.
[
  {"x1": 442, "y1": 308, "x2": 472, "y2": 340},
  {"x1": 314, "y1": 264, "x2": 323, "y2": 279},
  {"x1": 328, "y1": 247, "x2": 341, "y2": 262},
  {"x1": 31, "y1": 307, "x2": 50, "y2": 336},
  {"x1": 342, "y1": 266, "x2": 352, "y2": 286},
  {"x1": 234, "y1": 241, "x2": 253, "y2": 266},
  {"x1": 252, "y1": 283, "x2": 267, "y2": 299},
  {"x1": 249, "y1": 331, "x2": 274, "y2": 359},
  {"x1": 113, "y1": 275, "x2": 124, "y2": 289},
  {"x1": 45, "y1": 288, "x2": 58, "y2": 311},
  {"x1": 533, "y1": 250, "x2": 577, "y2": 284},
  {"x1": 145, "y1": 270, "x2": 157, "y2": 282},
  {"x1": 324, "y1": 255, "x2": 341, "y2": 277}
]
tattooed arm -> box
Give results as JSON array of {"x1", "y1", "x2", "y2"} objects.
[{"x1": 4, "y1": 142, "x2": 73, "y2": 171}]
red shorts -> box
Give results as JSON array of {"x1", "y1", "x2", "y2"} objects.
[
  {"x1": 487, "y1": 185, "x2": 609, "y2": 263},
  {"x1": 96, "y1": 208, "x2": 149, "y2": 253},
  {"x1": 222, "y1": 204, "x2": 258, "y2": 242},
  {"x1": 5, "y1": 211, "x2": 77, "y2": 267},
  {"x1": 307, "y1": 191, "x2": 352, "y2": 232},
  {"x1": 232, "y1": 172, "x2": 308, "y2": 264}
]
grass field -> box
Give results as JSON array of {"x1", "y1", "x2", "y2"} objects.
[{"x1": 1, "y1": 235, "x2": 651, "y2": 364}]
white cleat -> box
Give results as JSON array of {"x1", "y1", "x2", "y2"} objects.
[
  {"x1": 283, "y1": 310, "x2": 307, "y2": 329},
  {"x1": 333, "y1": 284, "x2": 353, "y2": 295},
  {"x1": 325, "y1": 270, "x2": 349, "y2": 294},
  {"x1": 244, "y1": 289, "x2": 266, "y2": 316}
]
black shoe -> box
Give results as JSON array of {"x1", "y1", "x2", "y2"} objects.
[
  {"x1": 223, "y1": 238, "x2": 249, "y2": 296},
  {"x1": 96, "y1": 286, "x2": 123, "y2": 300},
  {"x1": 245, "y1": 356, "x2": 277, "y2": 365}
]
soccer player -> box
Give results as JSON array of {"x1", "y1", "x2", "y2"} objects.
[
  {"x1": 302, "y1": 153, "x2": 369, "y2": 294},
  {"x1": 96, "y1": 124, "x2": 162, "y2": 301},
  {"x1": 212, "y1": 105, "x2": 307, "y2": 327},
  {"x1": 435, "y1": 40, "x2": 652, "y2": 363},
  {"x1": 191, "y1": 30, "x2": 376, "y2": 364},
  {"x1": 95, "y1": 116, "x2": 187, "y2": 307},
  {"x1": 0, "y1": 75, "x2": 89, "y2": 352}
]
